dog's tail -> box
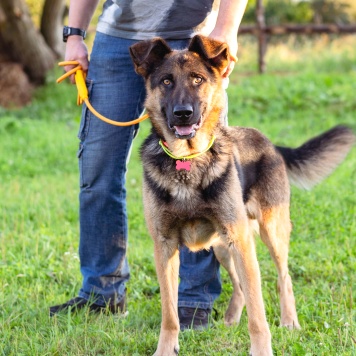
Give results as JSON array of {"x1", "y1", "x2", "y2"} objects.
[{"x1": 276, "y1": 125, "x2": 355, "y2": 190}]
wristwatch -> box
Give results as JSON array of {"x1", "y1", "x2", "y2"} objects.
[{"x1": 63, "y1": 26, "x2": 87, "y2": 42}]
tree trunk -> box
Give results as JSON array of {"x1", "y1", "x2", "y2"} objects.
[
  {"x1": 256, "y1": 0, "x2": 267, "y2": 74},
  {"x1": 0, "y1": 0, "x2": 55, "y2": 84},
  {"x1": 41, "y1": 0, "x2": 66, "y2": 58}
]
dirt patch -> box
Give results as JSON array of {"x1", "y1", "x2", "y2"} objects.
[{"x1": 0, "y1": 62, "x2": 33, "y2": 108}]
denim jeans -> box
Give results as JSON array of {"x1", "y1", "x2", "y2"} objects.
[{"x1": 77, "y1": 32, "x2": 221, "y2": 309}]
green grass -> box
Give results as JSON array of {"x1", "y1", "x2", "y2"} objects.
[{"x1": 1, "y1": 36, "x2": 355, "y2": 355}]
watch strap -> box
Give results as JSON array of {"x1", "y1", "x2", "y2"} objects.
[{"x1": 63, "y1": 26, "x2": 86, "y2": 42}]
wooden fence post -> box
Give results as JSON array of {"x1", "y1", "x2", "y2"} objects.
[{"x1": 256, "y1": 0, "x2": 267, "y2": 73}]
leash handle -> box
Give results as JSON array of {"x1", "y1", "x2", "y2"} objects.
[
  {"x1": 56, "y1": 61, "x2": 149, "y2": 126},
  {"x1": 57, "y1": 61, "x2": 88, "y2": 105},
  {"x1": 75, "y1": 69, "x2": 88, "y2": 105}
]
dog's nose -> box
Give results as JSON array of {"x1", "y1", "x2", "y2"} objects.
[{"x1": 173, "y1": 104, "x2": 193, "y2": 120}]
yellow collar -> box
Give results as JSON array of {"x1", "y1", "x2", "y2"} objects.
[{"x1": 158, "y1": 135, "x2": 216, "y2": 160}]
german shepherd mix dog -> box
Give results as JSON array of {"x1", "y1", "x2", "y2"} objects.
[{"x1": 129, "y1": 35, "x2": 355, "y2": 355}]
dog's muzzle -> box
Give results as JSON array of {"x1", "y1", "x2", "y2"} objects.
[{"x1": 169, "y1": 104, "x2": 202, "y2": 139}]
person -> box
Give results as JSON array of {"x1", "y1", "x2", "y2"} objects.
[{"x1": 50, "y1": 0, "x2": 247, "y2": 330}]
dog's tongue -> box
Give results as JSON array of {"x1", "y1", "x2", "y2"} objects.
[{"x1": 174, "y1": 125, "x2": 194, "y2": 136}]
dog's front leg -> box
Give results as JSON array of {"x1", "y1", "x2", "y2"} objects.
[
  {"x1": 153, "y1": 237, "x2": 180, "y2": 356},
  {"x1": 226, "y1": 222, "x2": 273, "y2": 356}
]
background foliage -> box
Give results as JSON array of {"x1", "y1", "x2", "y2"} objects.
[
  {"x1": 243, "y1": 0, "x2": 356, "y2": 24},
  {"x1": 26, "y1": 0, "x2": 356, "y2": 28}
]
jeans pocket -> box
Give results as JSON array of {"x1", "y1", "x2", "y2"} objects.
[{"x1": 77, "y1": 79, "x2": 93, "y2": 141}]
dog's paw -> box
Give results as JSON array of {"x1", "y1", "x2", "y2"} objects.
[
  {"x1": 281, "y1": 319, "x2": 301, "y2": 330},
  {"x1": 281, "y1": 313, "x2": 301, "y2": 330},
  {"x1": 153, "y1": 345, "x2": 179, "y2": 356},
  {"x1": 224, "y1": 315, "x2": 240, "y2": 327},
  {"x1": 224, "y1": 303, "x2": 244, "y2": 327},
  {"x1": 249, "y1": 346, "x2": 273, "y2": 356}
]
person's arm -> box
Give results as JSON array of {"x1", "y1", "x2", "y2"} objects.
[
  {"x1": 64, "y1": 0, "x2": 100, "y2": 79},
  {"x1": 209, "y1": 0, "x2": 248, "y2": 77}
]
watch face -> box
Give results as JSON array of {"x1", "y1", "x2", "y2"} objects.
[{"x1": 63, "y1": 26, "x2": 69, "y2": 42}]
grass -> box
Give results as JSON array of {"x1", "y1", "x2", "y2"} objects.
[{"x1": 1, "y1": 35, "x2": 355, "y2": 355}]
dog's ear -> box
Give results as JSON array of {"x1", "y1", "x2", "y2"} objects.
[
  {"x1": 130, "y1": 38, "x2": 172, "y2": 78},
  {"x1": 188, "y1": 35, "x2": 229, "y2": 74}
]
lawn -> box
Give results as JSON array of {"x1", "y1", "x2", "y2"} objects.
[{"x1": 0, "y1": 35, "x2": 355, "y2": 355}]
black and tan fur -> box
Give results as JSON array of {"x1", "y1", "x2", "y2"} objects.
[{"x1": 130, "y1": 35, "x2": 355, "y2": 356}]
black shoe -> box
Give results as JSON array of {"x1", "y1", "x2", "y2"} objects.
[
  {"x1": 49, "y1": 295, "x2": 126, "y2": 316},
  {"x1": 178, "y1": 307, "x2": 212, "y2": 330}
]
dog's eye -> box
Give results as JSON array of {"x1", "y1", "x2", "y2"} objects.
[
  {"x1": 193, "y1": 76, "x2": 203, "y2": 85},
  {"x1": 163, "y1": 79, "x2": 171, "y2": 86}
]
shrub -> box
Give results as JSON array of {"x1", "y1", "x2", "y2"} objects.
[{"x1": 242, "y1": 0, "x2": 355, "y2": 25}]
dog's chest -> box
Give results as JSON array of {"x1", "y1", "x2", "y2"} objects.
[
  {"x1": 173, "y1": 168, "x2": 191, "y2": 183},
  {"x1": 157, "y1": 159, "x2": 237, "y2": 211},
  {"x1": 165, "y1": 175, "x2": 202, "y2": 209}
]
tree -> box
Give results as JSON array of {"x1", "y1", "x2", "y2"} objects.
[
  {"x1": 0, "y1": 0, "x2": 65, "y2": 107},
  {"x1": 41, "y1": 0, "x2": 66, "y2": 58}
]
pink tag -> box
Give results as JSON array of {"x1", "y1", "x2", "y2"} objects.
[{"x1": 176, "y1": 160, "x2": 191, "y2": 171}]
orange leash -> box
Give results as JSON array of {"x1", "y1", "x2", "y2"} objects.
[{"x1": 57, "y1": 61, "x2": 149, "y2": 127}]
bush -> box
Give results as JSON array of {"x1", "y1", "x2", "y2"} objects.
[
  {"x1": 311, "y1": 0, "x2": 353, "y2": 24},
  {"x1": 242, "y1": 0, "x2": 355, "y2": 25}
]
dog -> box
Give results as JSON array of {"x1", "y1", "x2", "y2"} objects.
[{"x1": 129, "y1": 35, "x2": 355, "y2": 355}]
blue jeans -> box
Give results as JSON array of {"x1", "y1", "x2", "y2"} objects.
[{"x1": 77, "y1": 32, "x2": 221, "y2": 309}]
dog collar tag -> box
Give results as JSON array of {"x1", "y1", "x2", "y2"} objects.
[{"x1": 176, "y1": 160, "x2": 191, "y2": 171}]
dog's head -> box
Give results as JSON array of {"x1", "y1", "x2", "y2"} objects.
[{"x1": 130, "y1": 35, "x2": 229, "y2": 139}]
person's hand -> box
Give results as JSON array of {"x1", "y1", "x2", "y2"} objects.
[
  {"x1": 208, "y1": 29, "x2": 238, "y2": 78},
  {"x1": 64, "y1": 36, "x2": 89, "y2": 84}
]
